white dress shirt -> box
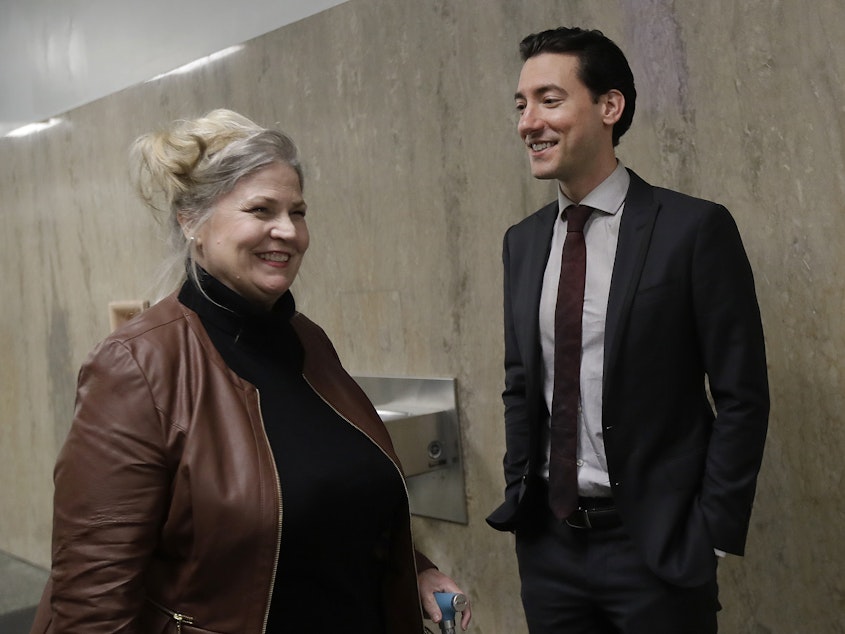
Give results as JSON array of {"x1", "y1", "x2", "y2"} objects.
[{"x1": 538, "y1": 161, "x2": 629, "y2": 497}]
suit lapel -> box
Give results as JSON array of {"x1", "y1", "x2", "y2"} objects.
[
  {"x1": 520, "y1": 201, "x2": 558, "y2": 382},
  {"x1": 603, "y1": 170, "x2": 660, "y2": 380}
]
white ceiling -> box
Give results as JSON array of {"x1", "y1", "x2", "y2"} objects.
[{"x1": 0, "y1": 0, "x2": 349, "y2": 137}]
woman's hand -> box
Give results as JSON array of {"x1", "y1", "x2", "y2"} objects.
[{"x1": 417, "y1": 567, "x2": 472, "y2": 631}]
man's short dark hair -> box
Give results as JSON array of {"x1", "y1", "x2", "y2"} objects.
[{"x1": 519, "y1": 27, "x2": 636, "y2": 146}]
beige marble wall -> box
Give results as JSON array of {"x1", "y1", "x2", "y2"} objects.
[{"x1": 2, "y1": 0, "x2": 843, "y2": 631}]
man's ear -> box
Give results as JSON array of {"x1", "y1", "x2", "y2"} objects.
[{"x1": 601, "y1": 89, "x2": 625, "y2": 126}]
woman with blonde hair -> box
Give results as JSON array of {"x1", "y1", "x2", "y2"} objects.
[{"x1": 31, "y1": 109, "x2": 471, "y2": 633}]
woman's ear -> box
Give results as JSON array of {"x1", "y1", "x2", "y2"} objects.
[
  {"x1": 176, "y1": 211, "x2": 191, "y2": 240},
  {"x1": 177, "y1": 212, "x2": 202, "y2": 247}
]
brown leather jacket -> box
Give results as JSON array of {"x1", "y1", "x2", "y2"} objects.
[{"x1": 31, "y1": 293, "x2": 435, "y2": 633}]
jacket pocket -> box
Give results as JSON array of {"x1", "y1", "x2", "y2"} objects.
[{"x1": 649, "y1": 447, "x2": 707, "y2": 493}]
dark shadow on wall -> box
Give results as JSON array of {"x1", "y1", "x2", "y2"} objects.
[
  {"x1": 0, "y1": 550, "x2": 48, "y2": 633},
  {"x1": 0, "y1": 606, "x2": 38, "y2": 633}
]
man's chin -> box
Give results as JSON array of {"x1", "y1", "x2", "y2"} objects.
[
  {"x1": 529, "y1": 167, "x2": 558, "y2": 180},
  {"x1": 527, "y1": 157, "x2": 559, "y2": 180}
]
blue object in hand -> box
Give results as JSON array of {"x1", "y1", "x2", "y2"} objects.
[{"x1": 433, "y1": 592, "x2": 468, "y2": 634}]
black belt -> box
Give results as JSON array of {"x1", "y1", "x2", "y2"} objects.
[{"x1": 564, "y1": 497, "x2": 621, "y2": 530}]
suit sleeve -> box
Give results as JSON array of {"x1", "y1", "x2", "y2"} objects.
[
  {"x1": 49, "y1": 340, "x2": 170, "y2": 632},
  {"x1": 693, "y1": 205, "x2": 769, "y2": 554},
  {"x1": 501, "y1": 228, "x2": 532, "y2": 496}
]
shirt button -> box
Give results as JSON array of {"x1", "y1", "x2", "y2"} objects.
[{"x1": 577, "y1": 459, "x2": 584, "y2": 467}]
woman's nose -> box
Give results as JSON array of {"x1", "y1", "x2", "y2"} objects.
[{"x1": 269, "y1": 214, "x2": 296, "y2": 239}]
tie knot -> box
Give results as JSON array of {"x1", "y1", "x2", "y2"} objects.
[{"x1": 565, "y1": 205, "x2": 592, "y2": 232}]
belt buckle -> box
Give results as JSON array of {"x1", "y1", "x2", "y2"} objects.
[{"x1": 564, "y1": 508, "x2": 591, "y2": 529}]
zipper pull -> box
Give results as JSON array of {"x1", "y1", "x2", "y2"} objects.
[{"x1": 173, "y1": 612, "x2": 194, "y2": 633}]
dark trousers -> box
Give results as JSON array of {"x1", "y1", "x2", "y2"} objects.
[{"x1": 515, "y1": 507, "x2": 720, "y2": 634}]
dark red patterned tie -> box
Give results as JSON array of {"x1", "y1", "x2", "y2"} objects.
[{"x1": 549, "y1": 204, "x2": 592, "y2": 521}]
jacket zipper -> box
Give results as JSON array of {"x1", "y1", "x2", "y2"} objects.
[
  {"x1": 302, "y1": 376, "x2": 408, "y2": 486},
  {"x1": 147, "y1": 599, "x2": 195, "y2": 633},
  {"x1": 301, "y1": 376, "x2": 425, "y2": 624},
  {"x1": 173, "y1": 612, "x2": 194, "y2": 633},
  {"x1": 254, "y1": 388, "x2": 283, "y2": 634},
  {"x1": 150, "y1": 390, "x2": 281, "y2": 634}
]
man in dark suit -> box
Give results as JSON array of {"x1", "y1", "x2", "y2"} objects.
[{"x1": 486, "y1": 27, "x2": 769, "y2": 633}]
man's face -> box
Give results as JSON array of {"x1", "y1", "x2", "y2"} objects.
[{"x1": 515, "y1": 53, "x2": 616, "y2": 184}]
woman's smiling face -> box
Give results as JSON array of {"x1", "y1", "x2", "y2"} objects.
[{"x1": 192, "y1": 161, "x2": 309, "y2": 310}]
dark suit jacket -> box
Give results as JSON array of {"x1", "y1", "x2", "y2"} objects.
[{"x1": 487, "y1": 169, "x2": 769, "y2": 586}]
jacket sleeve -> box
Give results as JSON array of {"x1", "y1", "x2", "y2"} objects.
[
  {"x1": 693, "y1": 205, "x2": 770, "y2": 554},
  {"x1": 49, "y1": 339, "x2": 170, "y2": 632},
  {"x1": 486, "y1": 227, "x2": 536, "y2": 531},
  {"x1": 501, "y1": 228, "x2": 532, "y2": 496}
]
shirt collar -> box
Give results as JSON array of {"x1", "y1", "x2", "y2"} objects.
[{"x1": 557, "y1": 160, "x2": 630, "y2": 217}]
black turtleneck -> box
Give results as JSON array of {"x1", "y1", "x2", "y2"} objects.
[{"x1": 178, "y1": 272, "x2": 404, "y2": 633}]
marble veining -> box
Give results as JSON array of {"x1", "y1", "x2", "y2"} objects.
[{"x1": 2, "y1": 0, "x2": 844, "y2": 631}]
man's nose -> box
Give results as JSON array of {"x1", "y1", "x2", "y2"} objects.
[{"x1": 517, "y1": 104, "x2": 542, "y2": 138}]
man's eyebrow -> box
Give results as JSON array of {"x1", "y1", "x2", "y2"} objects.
[{"x1": 514, "y1": 84, "x2": 564, "y2": 100}]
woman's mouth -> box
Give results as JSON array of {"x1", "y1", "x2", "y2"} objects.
[{"x1": 258, "y1": 252, "x2": 291, "y2": 263}]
